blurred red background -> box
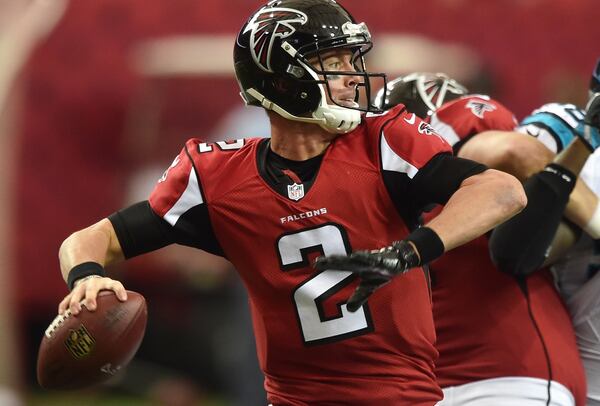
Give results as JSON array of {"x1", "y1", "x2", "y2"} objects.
[{"x1": 2, "y1": 0, "x2": 599, "y2": 402}]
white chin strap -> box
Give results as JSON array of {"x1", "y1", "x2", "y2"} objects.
[
  {"x1": 245, "y1": 87, "x2": 361, "y2": 134},
  {"x1": 312, "y1": 84, "x2": 361, "y2": 133}
]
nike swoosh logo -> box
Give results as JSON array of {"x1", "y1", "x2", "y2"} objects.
[{"x1": 404, "y1": 113, "x2": 416, "y2": 125}]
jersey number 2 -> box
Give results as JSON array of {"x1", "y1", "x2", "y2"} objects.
[{"x1": 277, "y1": 224, "x2": 373, "y2": 345}]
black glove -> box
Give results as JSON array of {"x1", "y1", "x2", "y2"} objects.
[{"x1": 314, "y1": 240, "x2": 419, "y2": 312}]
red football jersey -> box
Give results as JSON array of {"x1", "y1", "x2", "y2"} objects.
[
  {"x1": 148, "y1": 106, "x2": 452, "y2": 405},
  {"x1": 426, "y1": 96, "x2": 586, "y2": 404}
]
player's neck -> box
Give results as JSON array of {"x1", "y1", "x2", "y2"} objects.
[{"x1": 269, "y1": 114, "x2": 337, "y2": 161}]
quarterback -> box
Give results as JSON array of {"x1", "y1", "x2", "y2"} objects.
[{"x1": 56, "y1": 1, "x2": 525, "y2": 404}]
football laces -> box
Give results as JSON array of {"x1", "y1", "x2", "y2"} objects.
[{"x1": 45, "y1": 309, "x2": 73, "y2": 338}]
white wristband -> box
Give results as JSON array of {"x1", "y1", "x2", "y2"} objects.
[{"x1": 584, "y1": 201, "x2": 600, "y2": 239}]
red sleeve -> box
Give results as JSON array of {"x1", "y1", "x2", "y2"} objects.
[
  {"x1": 377, "y1": 107, "x2": 453, "y2": 179},
  {"x1": 148, "y1": 139, "x2": 204, "y2": 225},
  {"x1": 430, "y1": 95, "x2": 518, "y2": 147}
]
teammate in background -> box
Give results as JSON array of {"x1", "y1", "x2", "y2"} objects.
[
  {"x1": 53, "y1": 1, "x2": 525, "y2": 404},
  {"x1": 330, "y1": 72, "x2": 593, "y2": 405},
  {"x1": 491, "y1": 60, "x2": 600, "y2": 405}
]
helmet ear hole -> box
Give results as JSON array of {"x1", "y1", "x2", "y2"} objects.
[{"x1": 262, "y1": 75, "x2": 321, "y2": 116}]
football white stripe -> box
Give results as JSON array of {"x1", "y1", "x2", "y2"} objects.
[
  {"x1": 381, "y1": 132, "x2": 419, "y2": 178},
  {"x1": 164, "y1": 169, "x2": 203, "y2": 225}
]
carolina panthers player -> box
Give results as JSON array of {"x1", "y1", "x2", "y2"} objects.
[{"x1": 53, "y1": 1, "x2": 525, "y2": 405}]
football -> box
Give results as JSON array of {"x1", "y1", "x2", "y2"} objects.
[{"x1": 37, "y1": 290, "x2": 148, "y2": 390}]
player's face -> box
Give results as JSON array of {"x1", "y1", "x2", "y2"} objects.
[{"x1": 310, "y1": 49, "x2": 360, "y2": 108}]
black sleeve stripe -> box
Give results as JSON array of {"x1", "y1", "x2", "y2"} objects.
[
  {"x1": 537, "y1": 112, "x2": 578, "y2": 133},
  {"x1": 565, "y1": 108, "x2": 585, "y2": 122}
]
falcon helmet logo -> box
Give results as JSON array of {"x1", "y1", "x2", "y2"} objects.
[
  {"x1": 244, "y1": 7, "x2": 307, "y2": 73},
  {"x1": 465, "y1": 99, "x2": 497, "y2": 119}
]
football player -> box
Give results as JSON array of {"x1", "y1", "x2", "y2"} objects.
[
  {"x1": 491, "y1": 60, "x2": 600, "y2": 405},
  {"x1": 55, "y1": 1, "x2": 525, "y2": 404},
  {"x1": 348, "y1": 72, "x2": 593, "y2": 405}
]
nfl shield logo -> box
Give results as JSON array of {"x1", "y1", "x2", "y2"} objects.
[
  {"x1": 64, "y1": 325, "x2": 95, "y2": 359},
  {"x1": 287, "y1": 183, "x2": 304, "y2": 201}
]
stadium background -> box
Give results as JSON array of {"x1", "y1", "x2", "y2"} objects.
[{"x1": 0, "y1": 0, "x2": 599, "y2": 404}]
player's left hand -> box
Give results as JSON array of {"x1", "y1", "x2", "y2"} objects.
[{"x1": 314, "y1": 241, "x2": 415, "y2": 312}]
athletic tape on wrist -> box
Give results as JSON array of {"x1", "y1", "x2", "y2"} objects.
[
  {"x1": 404, "y1": 227, "x2": 445, "y2": 266},
  {"x1": 584, "y1": 201, "x2": 600, "y2": 239},
  {"x1": 67, "y1": 262, "x2": 106, "y2": 291}
]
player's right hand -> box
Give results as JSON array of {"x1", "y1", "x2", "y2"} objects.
[
  {"x1": 314, "y1": 241, "x2": 414, "y2": 312},
  {"x1": 58, "y1": 276, "x2": 127, "y2": 316}
]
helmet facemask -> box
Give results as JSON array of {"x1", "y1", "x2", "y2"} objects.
[{"x1": 288, "y1": 24, "x2": 385, "y2": 133}]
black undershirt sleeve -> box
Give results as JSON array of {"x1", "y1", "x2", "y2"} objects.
[
  {"x1": 488, "y1": 163, "x2": 576, "y2": 276},
  {"x1": 108, "y1": 201, "x2": 175, "y2": 259},
  {"x1": 409, "y1": 153, "x2": 488, "y2": 207},
  {"x1": 382, "y1": 153, "x2": 487, "y2": 231},
  {"x1": 108, "y1": 200, "x2": 225, "y2": 259}
]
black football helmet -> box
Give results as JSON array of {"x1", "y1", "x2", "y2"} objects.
[
  {"x1": 234, "y1": 0, "x2": 386, "y2": 133},
  {"x1": 376, "y1": 72, "x2": 468, "y2": 118}
]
